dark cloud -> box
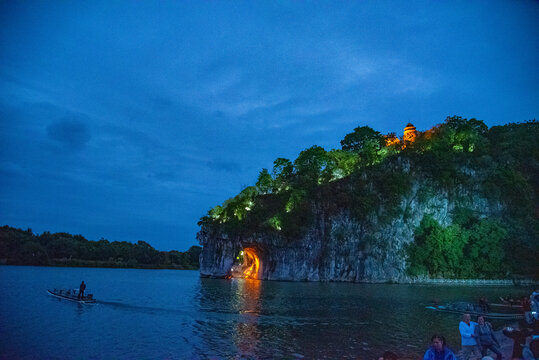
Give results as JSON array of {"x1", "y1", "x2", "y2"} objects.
[
  {"x1": 100, "y1": 124, "x2": 164, "y2": 154},
  {"x1": 206, "y1": 159, "x2": 241, "y2": 173},
  {"x1": 46, "y1": 118, "x2": 91, "y2": 150}
]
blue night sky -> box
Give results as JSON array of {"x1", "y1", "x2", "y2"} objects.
[{"x1": 1, "y1": 1, "x2": 538, "y2": 251}]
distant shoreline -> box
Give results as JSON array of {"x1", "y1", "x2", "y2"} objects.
[
  {"x1": 408, "y1": 278, "x2": 538, "y2": 286},
  {"x1": 201, "y1": 273, "x2": 538, "y2": 285},
  {"x1": 0, "y1": 261, "x2": 199, "y2": 270},
  {"x1": 0, "y1": 225, "x2": 202, "y2": 270}
]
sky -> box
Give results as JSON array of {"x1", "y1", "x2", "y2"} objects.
[{"x1": 1, "y1": 1, "x2": 538, "y2": 251}]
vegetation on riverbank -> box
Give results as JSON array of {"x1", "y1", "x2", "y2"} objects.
[
  {"x1": 199, "y1": 117, "x2": 539, "y2": 279},
  {"x1": 0, "y1": 225, "x2": 201, "y2": 269}
]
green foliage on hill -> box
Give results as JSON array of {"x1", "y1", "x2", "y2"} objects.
[
  {"x1": 407, "y1": 213, "x2": 507, "y2": 278},
  {"x1": 0, "y1": 225, "x2": 201, "y2": 269},
  {"x1": 199, "y1": 116, "x2": 538, "y2": 278}
]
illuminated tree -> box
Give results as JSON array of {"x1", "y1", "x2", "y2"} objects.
[
  {"x1": 432, "y1": 116, "x2": 489, "y2": 153},
  {"x1": 255, "y1": 168, "x2": 273, "y2": 194},
  {"x1": 294, "y1": 145, "x2": 328, "y2": 187},
  {"x1": 322, "y1": 149, "x2": 358, "y2": 182},
  {"x1": 340, "y1": 126, "x2": 385, "y2": 166},
  {"x1": 272, "y1": 158, "x2": 293, "y2": 192}
]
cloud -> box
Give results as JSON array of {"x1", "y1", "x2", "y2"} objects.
[{"x1": 46, "y1": 118, "x2": 91, "y2": 150}]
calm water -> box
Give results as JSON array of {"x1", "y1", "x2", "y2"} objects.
[{"x1": 0, "y1": 266, "x2": 532, "y2": 359}]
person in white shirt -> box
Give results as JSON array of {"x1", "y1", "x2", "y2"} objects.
[{"x1": 459, "y1": 313, "x2": 480, "y2": 360}]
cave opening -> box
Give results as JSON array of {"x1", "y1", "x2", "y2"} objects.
[{"x1": 230, "y1": 247, "x2": 261, "y2": 279}]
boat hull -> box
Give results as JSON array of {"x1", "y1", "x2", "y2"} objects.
[
  {"x1": 426, "y1": 305, "x2": 523, "y2": 320},
  {"x1": 47, "y1": 290, "x2": 96, "y2": 304}
]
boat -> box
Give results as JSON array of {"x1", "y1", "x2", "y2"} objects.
[
  {"x1": 490, "y1": 302, "x2": 524, "y2": 309},
  {"x1": 47, "y1": 288, "x2": 96, "y2": 304},
  {"x1": 426, "y1": 301, "x2": 524, "y2": 320}
]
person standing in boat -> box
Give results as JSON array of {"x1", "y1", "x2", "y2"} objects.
[
  {"x1": 78, "y1": 281, "x2": 86, "y2": 300},
  {"x1": 459, "y1": 313, "x2": 480, "y2": 360}
]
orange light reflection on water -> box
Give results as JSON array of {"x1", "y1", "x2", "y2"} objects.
[{"x1": 232, "y1": 278, "x2": 262, "y2": 357}]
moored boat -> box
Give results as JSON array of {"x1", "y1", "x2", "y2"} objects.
[
  {"x1": 426, "y1": 301, "x2": 524, "y2": 320},
  {"x1": 47, "y1": 288, "x2": 96, "y2": 304}
]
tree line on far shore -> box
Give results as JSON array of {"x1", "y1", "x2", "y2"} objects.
[{"x1": 0, "y1": 225, "x2": 201, "y2": 270}]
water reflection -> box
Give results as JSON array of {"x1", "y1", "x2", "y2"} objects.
[
  {"x1": 232, "y1": 279, "x2": 262, "y2": 357},
  {"x1": 193, "y1": 276, "x2": 536, "y2": 359}
]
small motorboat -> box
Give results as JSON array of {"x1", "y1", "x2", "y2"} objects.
[
  {"x1": 47, "y1": 288, "x2": 96, "y2": 304},
  {"x1": 426, "y1": 301, "x2": 524, "y2": 320}
]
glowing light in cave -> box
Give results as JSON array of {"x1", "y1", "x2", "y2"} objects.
[
  {"x1": 231, "y1": 248, "x2": 261, "y2": 279},
  {"x1": 241, "y1": 248, "x2": 260, "y2": 279}
]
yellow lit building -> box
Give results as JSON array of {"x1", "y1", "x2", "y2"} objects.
[{"x1": 403, "y1": 123, "x2": 418, "y2": 143}]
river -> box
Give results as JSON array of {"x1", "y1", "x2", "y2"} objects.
[{"x1": 0, "y1": 266, "x2": 532, "y2": 359}]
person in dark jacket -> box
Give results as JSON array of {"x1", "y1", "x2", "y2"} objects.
[
  {"x1": 78, "y1": 281, "x2": 86, "y2": 300},
  {"x1": 503, "y1": 325, "x2": 533, "y2": 359},
  {"x1": 475, "y1": 315, "x2": 502, "y2": 360},
  {"x1": 521, "y1": 335, "x2": 539, "y2": 359},
  {"x1": 423, "y1": 334, "x2": 457, "y2": 360}
]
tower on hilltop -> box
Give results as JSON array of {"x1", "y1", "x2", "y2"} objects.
[{"x1": 403, "y1": 123, "x2": 418, "y2": 143}]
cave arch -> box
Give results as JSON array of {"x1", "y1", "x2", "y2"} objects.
[{"x1": 231, "y1": 247, "x2": 262, "y2": 279}]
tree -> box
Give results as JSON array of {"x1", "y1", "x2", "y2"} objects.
[
  {"x1": 293, "y1": 145, "x2": 328, "y2": 187},
  {"x1": 185, "y1": 246, "x2": 202, "y2": 267},
  {"x1": 272, "y1": 158, "x2": 293, "y2": 192},
  {"x1": 21, "y1": 241, "x2": 49, "y2": 265},
  {"x1": 340, "y1": 126, "x2": 385, "y2": 166},
  {"x1": 222, "y1": 186, "x2": 258, "y2": 221},
  {"x1": 407, "y1": 216, "x2": 468, "y2": 278},
  {"x1": 427, "y1": 116, "x2": 489, "y2": 153},
  {"x1": 255, "y1": 168, "x2": 273, "y2": 194},
  {"x1": 465, "y1": 220, "x2": 506, "y2": 277},
  {"x1": 322, "y1": 149, "x2": 358, "y2": 182}
]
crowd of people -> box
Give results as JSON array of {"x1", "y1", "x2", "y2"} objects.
[
  {"x1": 417, "y1": 314, "x2": 538, "y2": 360},
  {"x1": 379, "y1": 291, "x2": 539, "y2": 360}
]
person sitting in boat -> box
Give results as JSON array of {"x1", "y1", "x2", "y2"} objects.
[
  {"x1": 78, "y1": 281, "x2": 86, "y2": 300},
  {"x1": 423, "y1": 334, "x2": 456, "y2": 360},
  {"x1": 478, "y1": 297, "x2": 490, "y2": 313},
  {"x1": 501, "y1": 295, "x2": 518, "y2": 306},
  {"x1": 474, "y1": 315, "x2": 502, "y2": 360},
  {"x1": 522, "y1": 295, "x2": 532, "y2": 312}
]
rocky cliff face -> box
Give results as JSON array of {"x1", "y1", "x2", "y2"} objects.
[{"x1": 197, "y1": 169, "x2": 503, "y2": 283}]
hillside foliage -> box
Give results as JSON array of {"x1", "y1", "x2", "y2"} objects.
[{"x1": 199, "y1": 117, "x2": 538, "y2": 278}]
